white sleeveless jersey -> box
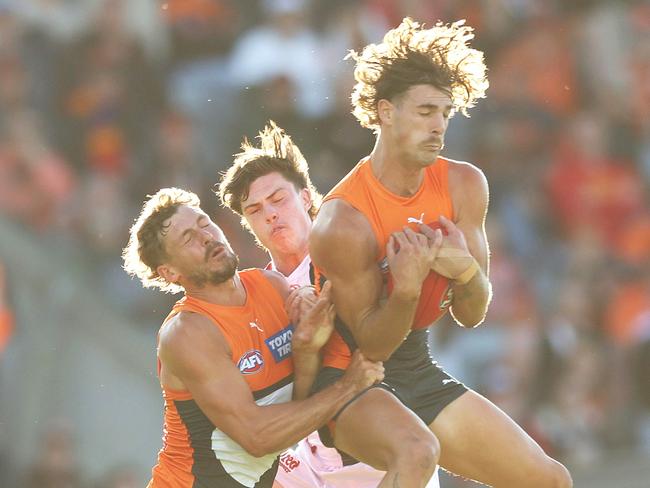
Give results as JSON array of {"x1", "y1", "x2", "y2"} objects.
[{"x1": 269, "y1": 254, "x2": 312, "y2": 287}]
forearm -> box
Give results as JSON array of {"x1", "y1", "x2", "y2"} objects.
[
  {"x1": 249, "y1": 379, "x2": 357, "y2": 455},
  {"x1": 450, "y1": 269, "x2": 491, "y2": 327},
  {"x1": 354, "y1": 290, "x2": 419, "y2": 361},
  {"x1": 291, "y1": 349, "x2": 321, "y2": 400}
]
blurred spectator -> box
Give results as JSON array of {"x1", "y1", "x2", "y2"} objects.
[
  {"x1": 616, "y1": 212, "x2": 650, "y2": 266},
  {"x1": 490, "y1": 15, "x2": 578, "y2": 117},
  {"x1": 0, "y1": 53, "x2": 29, "y2": 121},
  {"x1": 604, "y1": 272, "x2": 650, "y2": 350},
  {"x1": 533, "y1": 277, "x2": 609, "y2": 466},
  {"x1": 144, "y1": 106, "x2": 205, "y2": 192},
  {"x1": 16, "y1": 0, "x2": 102, "y2": 43},
  {"x1": 315, "y1": 0, "x2": 388, "y2": 73},
  {"x1": 0, "y1": 110, "x2": 77, "y2": 232},
  {"x1": 162, "y1": 0, "x2": 242, "y2": 65},
  {"x1": 632, "y1": 310, "x2": 650, "y2": 454},
  {"x1": 545, "y1": 111, "x2": 645, "y2": 249},
  {"x1": 94, "y1": 464, "x2": 139, "y2": 488},
  {"x1": 54, "y1": 0, "x2": 162, "y2": 175},
  {"x1": 0, "y1": 260, "x2": 13, "y2": 356},
  {"x1": 0, "y1": 4, "x2": 24, "y2": 57},
  {"x1": 74, "y1": 172, "x2": 130, "y2": 259},
  {"x1": 228, "y1": 0, "x2": 333, "y2": 118},
  {"x1": 21, "y1": 420, "x2": 83, "y2": 488}
]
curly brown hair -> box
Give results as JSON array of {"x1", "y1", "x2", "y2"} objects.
[
  {"x1": 218, "y1": 121, "x2": 322, "y2": 220},
  {"x1": 122, "y1": 187, "x2": 200, "y2": 294},
  {"x1": 349, "y1": 18, "x2": 489, "y2": 130}
]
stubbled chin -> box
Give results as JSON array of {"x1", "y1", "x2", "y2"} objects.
[{"x1": 416, "y1": 154, "x2": 438, "y2": 167}]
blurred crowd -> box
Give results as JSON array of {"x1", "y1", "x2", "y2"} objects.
[{"x1": 1, "y1": 0, "x2": 649, "y2": 486}]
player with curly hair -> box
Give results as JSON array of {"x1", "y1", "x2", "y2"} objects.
[
  {"x1": 122, "y1": 188, "x2": 384, "y2": 488},
  {"x1": 308, "y1": 18, "x2": 573, "y2": 487}
]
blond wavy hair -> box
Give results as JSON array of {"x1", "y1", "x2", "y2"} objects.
[
  {"x1": 122, "y1": 187, "x2": 200, "y2": 294},
  {"x1": 218, "y1": 121, "x2": 322, "y2": 220},
  {"x1": 349, "y1": 18, "x2": 488, "y2": 130}
]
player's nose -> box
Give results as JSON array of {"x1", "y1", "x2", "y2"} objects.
[
  {"x1": 264, "y1": 205, "x2": 278, "y2": 223},
  {"x1": 430, "y1": 112, "x2": 446, "y2": 134}
]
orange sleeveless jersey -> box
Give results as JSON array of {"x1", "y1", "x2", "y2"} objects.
[
  {"x1": 149, "y1": 269, "x2": 294, "y2": 488},
  {"x1": 321, "y1": 157, "x2": 455, "y2": 370}
]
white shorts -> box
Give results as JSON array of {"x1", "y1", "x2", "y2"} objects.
[{"x1": 274, "y1": 432, "x2": 440, "y2": 488}]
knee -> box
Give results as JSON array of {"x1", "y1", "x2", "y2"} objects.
[
  {"x1": 533, "y1": 459, "x2": 572, "y2": 488},
  {"x1": 393, "y1": 430, "x2": 440, "y2": 478},
  {"x1": 549, "y1": 461, "x2": 573, "y2": 488}
]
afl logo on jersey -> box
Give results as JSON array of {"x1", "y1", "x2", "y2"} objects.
[{"x1": 237, "y1": 350, "x2": 264, "y2": 374}]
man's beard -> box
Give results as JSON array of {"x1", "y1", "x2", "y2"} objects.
[{"x1": 187, "y1": 251, "x2": 240, "y2": 287}]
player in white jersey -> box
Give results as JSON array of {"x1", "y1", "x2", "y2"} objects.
[{"x1": 218, "y1": 122, "x2": 440, "y2": 488}]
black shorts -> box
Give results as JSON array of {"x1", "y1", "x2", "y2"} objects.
[{"x1": 312, "y1": 328, "x2": 467, "y2": 450}]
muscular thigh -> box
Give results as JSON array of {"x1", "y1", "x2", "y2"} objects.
[
  {"x1": 430, "y1": 390, "x2": 552, "y2": 486},
  {"x1": 333, "y1": 388, "x2": 434, "y2": 471}
]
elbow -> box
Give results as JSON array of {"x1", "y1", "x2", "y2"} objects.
[
  {"x1": 233, "y1": 420, "x2": 277, "y2": 457},
  {"x1": 355, "y1": 335, "x2": 400, "y2": 362},
  {"x1": 240, "y1": 434, "x2": 276, "y2": 458},
  {"x1": 243, "y1": 422, "x2": 287, "y2": 457},
  {"x1": 364, "y1": 350, "x2": 392, "y2": 362},
  {"x1": 357, "y1": 342, "x2": 394, "y2": 362},
  {"x1": 246, "y1": 446, "x2": 272, "y2": 459},
  {"x1": 457, "y1": 316, "x2": 485, "y2": 328},
  {"x1": 451, "y1": 308, "x2": 487, "y2": 328},
  {"x1": 242, "y1": 445, "x2": 265, "y2": 458},
  {"x1": 451, "y1": 307, "x2": 487, "y2": 329},
  {"x1": 237, "y1": 434, "x2": 262, "y2": 457},
  {"x1": 451, "y1": 300, "x2": 490, "y2": 329}
]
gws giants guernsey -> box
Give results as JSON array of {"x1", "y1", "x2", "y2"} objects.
[
  {"x1": 319, "y1": 157, "x2": 455, "y2": 370},
  {"x1": 150, "y1": 269, "x2": 294, "y2": 488}
]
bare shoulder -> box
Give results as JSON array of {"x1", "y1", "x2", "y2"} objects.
[
  {"x1": 159, "y1": 311, "x2": 230, "y2": 362},
  {"x1": 447, "y1": 159, "x2": 488, "y2": 194},
  {"x1": 310, "y1": 199, "x2": 378, "y2": 274},
  {"x1": 445, "y1": 159, "x2": 489, "y2": 219},
  {"x1": 260, "y1": 268, "x2": 291, "y2": 300},
  {"x1": 312, "y1": 199, "x2": 376, "y2": 249}
]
